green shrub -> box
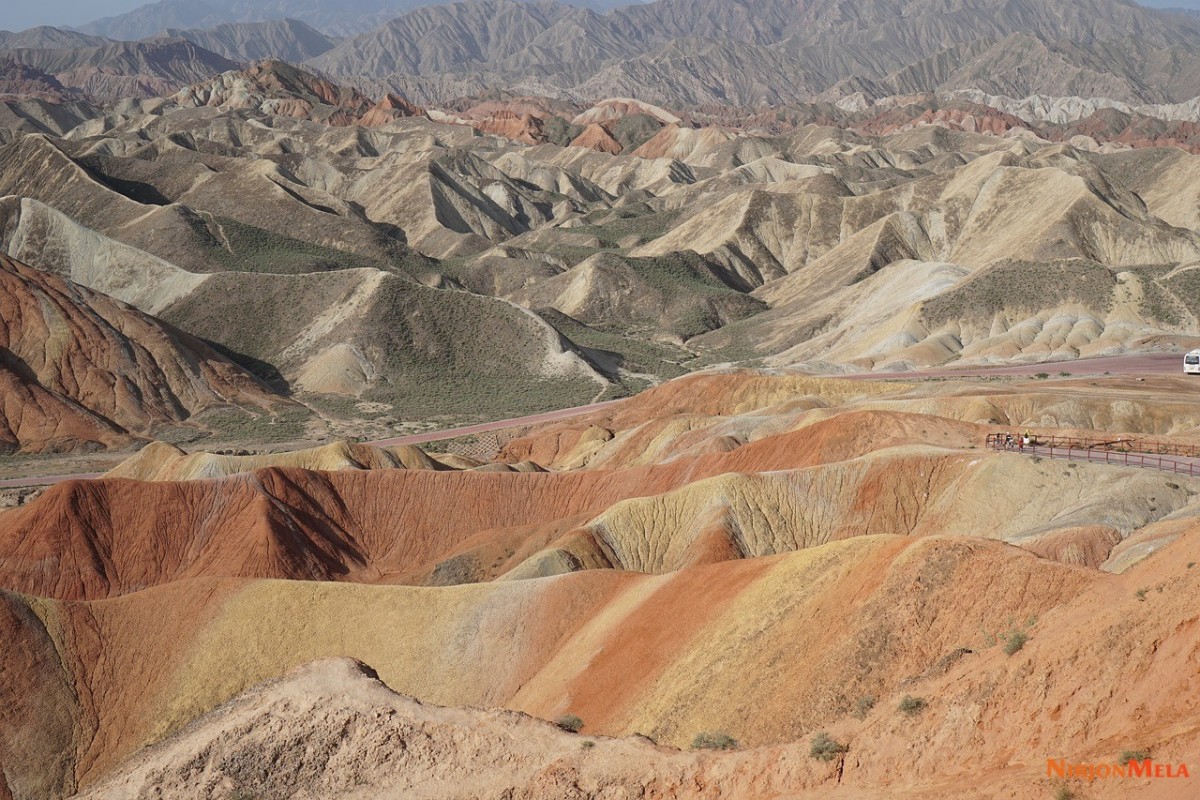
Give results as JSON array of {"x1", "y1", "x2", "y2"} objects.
[
  {"x1": 999, "y1": 628, "x2": 1030, "y2": 655},
  {"x1": 854, "y1": 696, "x2": 877, "y2": 720},
  {"x1": 555, "y1": 714, "x2": 584, "y2": 733},
  {"x1": 1001, "y1": 630, "x2": 1028, "y2": 655},
  {"x1": 204, "y1": 215, "x2": 384, "y2": 275},
  {"x1": 1035, "y1": 372, "x2": 1050, "y2": 379},
  {"x1": 898, "y1": 695, "x2": 927, "y2": 715},
  {"x1": 1120, "y1": 749, "x2": 1151, "y2": 764},
  {"x1": 984, "y1": 616, "x2": 1036, "y2": 654},
  {"x1": 809, "y1": 732, "x2": 848, "y2": 762},
  {"x1": 610, "y1": 113, "x2": 665, "y2": 151},
  {"x1": 692, "y1": 731, "x2": 738, "y2": 750},
  {"x1": 541, "y1": 115, "x2": 584, "y2": 146}
]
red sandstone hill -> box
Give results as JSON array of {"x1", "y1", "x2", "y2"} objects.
[
  {"x1": 358, "y1": 92, "x2": 426, "y2": 127},
  {"x1": 1, "y1": 370, "x2": 1199, "y2": 799},
  {"x1": 570, "y1": 122, "x2": 623, "y2": 154},
  {"x1": 1, "y1": 464, "x2": 1197, "y2": 798},
  {"x1": 1, "y1": 372, "x2": 1194, "y2": 601},
  {"x1": 0, "y1": 254, "x2": 288, "y2": 454}
]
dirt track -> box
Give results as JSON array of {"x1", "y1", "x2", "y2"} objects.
[{"x1": 368, "y1": 399, "x2": 624, "y2": 447}]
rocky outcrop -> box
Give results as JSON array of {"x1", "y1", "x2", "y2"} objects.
[{"x1": 172, "y1": 58, "x2": 375, "y2": 123}]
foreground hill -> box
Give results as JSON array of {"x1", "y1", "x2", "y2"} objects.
[
  {"x1": 1, "y1": 369, "x2": 1198, "y2": 798},
  {"x1": 5, "y1": 369, "x2": 1200, "y2": 596},
  {"x1": 0, "y1": 254, "x2": 288, "y2": 453}
]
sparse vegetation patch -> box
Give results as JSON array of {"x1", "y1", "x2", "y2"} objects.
[
  {"x1": 921, "y1": 258, "x2": 1116, "y2": 327},
  {"x1": 809, "y1": 732, "x2": 849, "y2": 761},
  {"x1": 1120, "y1": 749, "x2": 1151, "y2": 764},
  {"x1": 692, "y1": 732, "x2": 738, "y2": 750},
  {"x1": 555, "y1": 714, "x2": 584, "y2": 733}
]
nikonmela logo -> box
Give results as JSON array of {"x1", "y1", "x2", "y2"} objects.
[{"x1": 1047, "y1": 758, "x2": 1191, "y2": 781}]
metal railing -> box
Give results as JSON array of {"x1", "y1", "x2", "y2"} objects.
[
  {"x1": 986, "y1": 433, "x2": 1200, "y2": 457},
  {"x1": 986, "y1": 433, "x2": 1200, "y2": 477}
]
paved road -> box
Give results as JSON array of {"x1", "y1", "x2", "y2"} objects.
[
  {"x1": 841, "y1": 352, "x2": 1186, "y2": 380},
  {"x1": 0, "y1": 399, "x2": 625, "y2": 489}
]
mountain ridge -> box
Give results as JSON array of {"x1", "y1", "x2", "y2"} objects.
[
  {"x1": 307, "y1": 0, "x2": 1200, "y2": 105},
  {"x1": 78, "y1": 0, "x2": 642, "y2": 39}
]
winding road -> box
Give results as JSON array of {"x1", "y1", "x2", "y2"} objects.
[{"x1": 0, "y1": 353, "x2": 1189, "y2": 489}]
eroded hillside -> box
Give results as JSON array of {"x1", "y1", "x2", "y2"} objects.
[
  {"x1": 3, "y1": 62, "x2": 1200, "y2": 456},
  {"x1": 0, "y1": 24, "x2": 1199, "y2": 798},
  {"x1": 0, "y1": 368, "x2": 1197, "y2": 799}
]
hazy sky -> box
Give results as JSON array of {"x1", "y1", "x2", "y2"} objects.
[{"x1": 3, "y1": 0, "x2": 1199, "y2": 34}]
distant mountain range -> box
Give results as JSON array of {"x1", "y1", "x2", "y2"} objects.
[
  {"x1": 305, "y1": 0, "x2": 1200, "y2": 106},
  {"x1": 77, "y1": 0, "x2": 640, "y2": 39},
  {"x1": 4, "y1": 0, "x2": 1200, "y2": 109},
  {"x1": 0, "y1": 21, "x2": 334, "y2": 99}
]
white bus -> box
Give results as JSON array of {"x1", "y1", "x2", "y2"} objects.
[{"x1": 1187, "y1": 350, "x2": 1200, "y2": 375}]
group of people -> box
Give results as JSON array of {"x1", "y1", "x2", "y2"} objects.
[{"x1": 998, "y1": 431, "x2": 1035, "y2": 451}]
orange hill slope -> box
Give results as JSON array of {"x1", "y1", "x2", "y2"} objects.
[
  {"x1": 5, "y1": 369, "x2": 1200, "y2": 602},
  {"x1": 2, "y1": 370, "x2": 1200, "y2": 799},
  {"x1": 2, "y1": 406, "x2": 1194, "y2": 600},
  {"x1": 3, "y1": 530, "x2": 1198, "y2": 799}
]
